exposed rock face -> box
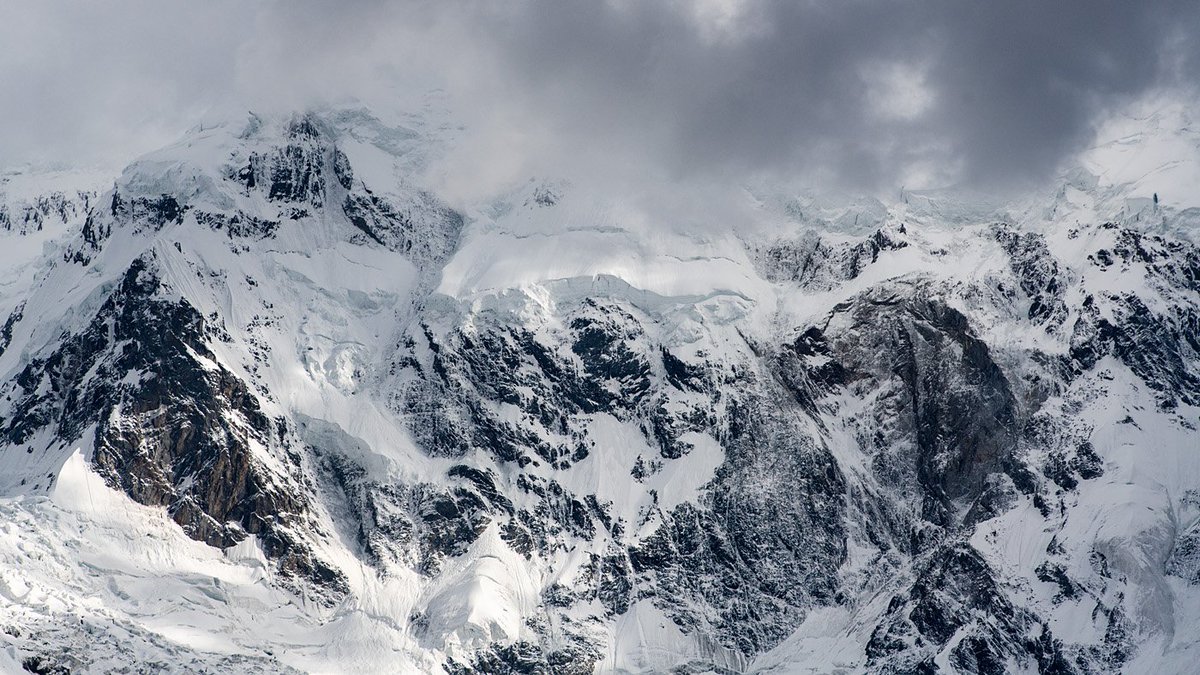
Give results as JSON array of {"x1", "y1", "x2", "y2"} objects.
[
  {"x1": 314, "y1": 441, "x2": 501, "y2": 575},
  {"x1": 993, "y1": 225, "x2": 1069, "y2": 328},
  {"x1": 342, "y1": 189, "x2": 463, "y2": 260},
  {"x1": 756, "y1": 223, "x2": 908, "y2": 289},
  {"x1": 2, "y1": 109, "x2": 1199, "y2": 674},
  {"x1": 0, "y1": 189, "x2": 96, "y2": 235},
  {"x1": 631, "y1": 442, "x2": 846, "y2": 655},
  {"x1": 79, "y1": 112, "x2": 462, "y2": 266},
  {"x1": 241, "y1": 116, "x2": 335, "y2": 208},
  {"x1": 1068, "y1": 224, "x2": 1200, "y2": 409},
  {"x1": 1, "y1": 255, "x2": 342, "y2": 590},
  {"x1": 866, "y1": 544, "x2": 1074, "y2": 675},
  {"x1": 820, "y1": 284, "x2": 1021, "y2": 526}
]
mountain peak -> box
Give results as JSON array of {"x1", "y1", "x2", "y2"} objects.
[{"x1": 0, "y1": 103, "x2": 1199, "y2": 674}]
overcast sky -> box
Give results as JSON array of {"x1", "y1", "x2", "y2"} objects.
[{"x1": 2, "y1": 0, "x2": 1197, "y2": 196}]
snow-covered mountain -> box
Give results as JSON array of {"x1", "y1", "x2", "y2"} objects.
[{"x1": 1, "y1": 103, "x2": 1198, "y2": 674}]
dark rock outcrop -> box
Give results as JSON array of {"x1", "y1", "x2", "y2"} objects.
[
  {"x1": 818, "y1": 285, "x2": 1020, "y2": 526},
  {"x1": 1, "y1": 255, "x2": 342, "y2": 591}
]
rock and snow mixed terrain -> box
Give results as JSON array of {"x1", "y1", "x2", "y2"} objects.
[{"x1": 0, "y1": 102, "x2": 1198, "y2": 674}]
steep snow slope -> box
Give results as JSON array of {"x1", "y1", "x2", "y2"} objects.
[
  {"x1": 0, "y1": 166, "x2": 108, "y2": 350},
  {"x1": 0, "y1": 103, "x2": 1198, "y2": 674}
]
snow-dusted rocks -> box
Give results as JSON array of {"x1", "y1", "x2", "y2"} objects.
[{"x1": 0, "y1": 104, "x2": 1198, "y2": 674}]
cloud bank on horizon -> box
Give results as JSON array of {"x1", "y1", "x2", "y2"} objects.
[{"x1": 2, "y1": 0, "x2": 1197, "y2": 197}]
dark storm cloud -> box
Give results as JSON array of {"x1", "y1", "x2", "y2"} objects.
[
  {"x1": 456, "y1": 0, "x2": 1200, "y2": 189},
  {"x1": 2, "y1": 0, "x2": 1197, "y2": 192}
]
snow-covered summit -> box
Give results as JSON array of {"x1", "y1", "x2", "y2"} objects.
[{"x1": 0, "y1": 103, "x2": 1198, "y2": 674}]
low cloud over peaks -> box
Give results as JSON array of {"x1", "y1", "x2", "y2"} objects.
[{"x1": 3, "y1": 0, "x2": 1197, "y2": 194}]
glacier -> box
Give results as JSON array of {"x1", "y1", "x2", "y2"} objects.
[{"x1": 0, "y1": 102, "x2": 1198, "y2": 674}]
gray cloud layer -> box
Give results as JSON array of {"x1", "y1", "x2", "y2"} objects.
[{"x1": 3, "y1": 1, "x2": 1197, "y2": 193}]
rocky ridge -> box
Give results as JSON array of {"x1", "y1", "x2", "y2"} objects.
[{"x1": 0, "y1": 105, "x2": 1197, "y2": 674}]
